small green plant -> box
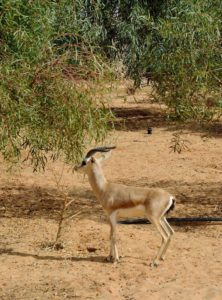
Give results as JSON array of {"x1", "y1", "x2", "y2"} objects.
[{"x1": 170, "y1": 132, "x2": 191, "y2": 154}]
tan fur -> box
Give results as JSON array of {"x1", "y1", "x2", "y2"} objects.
[{"x1": 75, "y1": 151, "x2": 175, "y2": 267}]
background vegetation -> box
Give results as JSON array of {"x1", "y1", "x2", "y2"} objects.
[{"x1": 0, "y1": 0, "x2": 221, "y2": 169}]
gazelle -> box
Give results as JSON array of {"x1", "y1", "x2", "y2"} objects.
[{"x1": 75, "y1": 146, "x2": 175, "y2": 267}]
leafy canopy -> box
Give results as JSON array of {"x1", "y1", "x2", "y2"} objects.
[{"x1": 0, "y1": 0, "x2": 113, "y2": 171}]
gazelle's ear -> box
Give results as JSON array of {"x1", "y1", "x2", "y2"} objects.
[{"x1": 97, "y1": 150, "x2": 112, "y2": 163}]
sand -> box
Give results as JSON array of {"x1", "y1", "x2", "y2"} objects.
[{"x1": 0, "y1": 84, "x2": 222, "y2": 299}]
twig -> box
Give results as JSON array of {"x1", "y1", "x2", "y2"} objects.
[
  {"x1": 49, "y1": 163, "x2": 79, "y2": 247},
  {"x1": 64, "y1": 209, "x2": 83, "y2": 220}
]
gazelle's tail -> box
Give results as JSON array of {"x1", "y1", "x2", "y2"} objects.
[{"x1": 166, "y1": 197, "x2": 176, "y2": 214}]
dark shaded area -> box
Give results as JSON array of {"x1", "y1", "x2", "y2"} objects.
[
  {"x1": 119, "y1": 217, "x2": 222, "y2": 225},
  {"x1": 111, "y1": 105, "x2": 222, "y2": 137},
  {"x1": 0, "y1": 179, "x2": 221, "y2": 220},
  {"x1": 0, "y1": 185, "x2": 104, "y2": 221},
  {"x1": 112, "y1": 106, "x2": 167, "y2": 131}
]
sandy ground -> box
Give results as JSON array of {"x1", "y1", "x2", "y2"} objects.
[{"x1": 0, "y1": 84, "x2": 222, "y2": 299}]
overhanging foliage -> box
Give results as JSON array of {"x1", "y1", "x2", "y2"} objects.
[{"x1": 0, "y1": 0, "x2": 114, "y2": 171}]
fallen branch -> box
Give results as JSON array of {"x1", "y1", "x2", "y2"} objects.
[{"x1": 118, "y1": 217, "x2": 222, "y2": 225}]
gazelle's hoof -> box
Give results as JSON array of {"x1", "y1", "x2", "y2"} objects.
[
  {"x1": 106, "y1": 255, "x2": 119, "y2": 263},
  {"x1": 160, "y1": 256, "x2": 165, "y2": 261},
  {"x1": 106, "y1": 255, "x2": 113, "y2": 262},
  {"x1": 150, "y1": 260, "x2": 159, "y2": 268}
]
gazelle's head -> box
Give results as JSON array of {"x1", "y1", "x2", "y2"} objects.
[{"x1": 74, "y1": 146, "x2": 116, "y2": 173}]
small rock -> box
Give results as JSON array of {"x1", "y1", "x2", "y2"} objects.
[{"x1": 87, "y1": 247, "x2": 97, "y2": 253}]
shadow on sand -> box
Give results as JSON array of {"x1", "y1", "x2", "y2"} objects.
[
  {"x1": 0, "y1": 179, "x2": 221, "y2": 220},
  {"x1": 111, "y1": 106, "x2": 222, "y2": 137},
  {"x1": 0, "y1": 247, "x2": 109, "y2": 263}
]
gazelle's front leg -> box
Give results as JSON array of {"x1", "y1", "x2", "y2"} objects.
[{"x1": 107, "y1": 211, "x2": 119, "y2": 263}]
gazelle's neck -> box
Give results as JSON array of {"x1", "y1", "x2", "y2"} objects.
[{"x1": 87, "y1": 162, "x2": 107, "y2": 199}]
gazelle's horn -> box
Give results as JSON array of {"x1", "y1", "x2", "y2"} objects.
[{"x1": 85, "y1": 146, "x2": 116, "y2": 159}]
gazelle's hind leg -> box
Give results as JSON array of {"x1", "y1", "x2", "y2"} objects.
[
  {"x1": 160, "y1": 217, "x2": 174, "y2": 261},
  {"x1": 148, "y1": 216, "x2": 169, "y2": 267}
]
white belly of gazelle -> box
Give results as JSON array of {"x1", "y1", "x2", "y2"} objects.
[{"x1": 117, "y1": 205, "x2": 146, "y2": 219}]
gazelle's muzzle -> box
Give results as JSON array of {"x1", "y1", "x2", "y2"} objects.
[{"x1": 74, "y1": 164, "x2": 81, "y2": 171}]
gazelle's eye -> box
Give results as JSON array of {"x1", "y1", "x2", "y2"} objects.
[{"x1": 82, "y1": 160, "x2": 86, "y2": 166}]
